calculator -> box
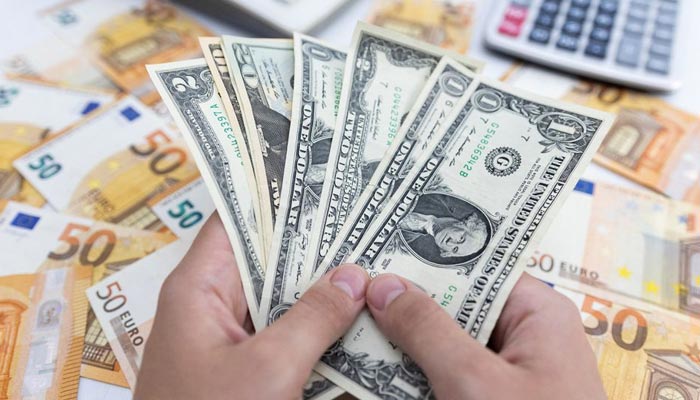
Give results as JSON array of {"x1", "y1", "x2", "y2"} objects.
[{"x1": 484, "y1": 0, "x2": 682, "y2": 91}]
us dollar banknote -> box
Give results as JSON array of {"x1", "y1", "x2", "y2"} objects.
[
  {"x1": 262, "y1": 34, "x2": 347, "y2": 324},
  {"x1": 147, "y1": 59, "x2": 267, "y2": 328},
  {"x1": 222, "y1": 37, "x2": 294, "y2": 248},
  {"x1": 303, "y1": 22, "x2": 483, "y2": 280},
  {"x1": 200, "y1": 37, "x2": 263, "y2": 234},
  {"x1": 314, "y1": 57, "x2": 478, "y2": 281},
  {"x1": 315, "y1": 78, "x2": 614, "y2": 399}
]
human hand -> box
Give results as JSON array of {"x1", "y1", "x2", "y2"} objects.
[
  {"x1": 365, "y1": 272, "x2": 606, "y2": 400},
  {"x1": 134, "y1": 213, "x2": 370, "y2": 399}
]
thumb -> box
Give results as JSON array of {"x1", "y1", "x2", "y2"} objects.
[
  {"x1": 366, "y1": 274, "x2": 507, "y2": 397},
  {"x1": 254, "y1": 264, "x2": 369, "y2": 371}
]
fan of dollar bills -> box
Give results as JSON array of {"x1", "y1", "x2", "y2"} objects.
[{"x1": 147, "y1": 22, "x2": 614, "y2": 399}]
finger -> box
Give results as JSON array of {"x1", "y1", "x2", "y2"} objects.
[
  {"x1": 366, "y1": 274, "x2": 505, "y2": 395},
  {"x1": 254, "y1": 264, "x2": 369, "y2": 371}
]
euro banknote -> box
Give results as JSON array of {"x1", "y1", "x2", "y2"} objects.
[
  {"x1": 367, "y1": 0, "x2": 476, "y2": 53},
  {"x1": 39, "y1": 0, "x2": 212, "y2": 104},
  {"x1": 13, "y1": 95, "x2": 200, "y2": 230},
  {"x1": 528, "y1": 179, "x2": 700, "y2": 317},
  {"x1": 0, "y1": 77, "x2": 114, "y2": 206},
  {"x1": 556, "y1": 284, "x2": 700, "y2": 400}
]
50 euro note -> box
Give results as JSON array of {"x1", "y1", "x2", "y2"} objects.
[
  {"x1": 314, "y1": 76, "x2": 613, "y2": 398},
  {"x1": 0, "y1": 77, "x2": 114, "y2": 206},
  {"x1": 527, "y1": 179, "x2": 700, "y2": 317},
  {"x1": 367, "y1": 0, "x2": 476, "y2": 53},
  {"x1": 2, "y1": 32, "x2": 118, "y2": 94},
  {"x1": 0, "y1": 265, "x2": 92, "y2": 400},
  {"x1": 565, "y1": 82, "x2": 700, "y2": 205},
  {"x1": 85, "y1": 239, "x2": 193, "y2": 389},
  {"x1": 13, "y1": 95, "x2": 200, "y2": 231},
  {"x1": 555, "y1": 284, "x2": 700, "y2": 400},
  {"x1": 0, "y1": 198, "x2": 176, "y2": 387},
  {"x1": 39, "y1": 0, "x2": 212, "y2": 104}
]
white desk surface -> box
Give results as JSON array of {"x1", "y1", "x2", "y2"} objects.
[{"x1": 2, "y1": 1, "x2": 698, "y2": 398}]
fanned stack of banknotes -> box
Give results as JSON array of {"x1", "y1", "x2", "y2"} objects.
[
  {"x1": 140, "y1": 22, "x2": 614, "y2": 398},
  {"x1": 2, "y1": 1, "x2": 700, "y2": 399}
]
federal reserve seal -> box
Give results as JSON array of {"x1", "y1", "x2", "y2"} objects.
[{"x1": 485, "y1": 147, "x2": 521, "y2": 177}]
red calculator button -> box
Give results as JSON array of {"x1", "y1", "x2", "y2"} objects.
[
  {"x1": 504, "y1": 5, "x2": 528, "y2": 23},
  {"x1": 498, "y1": 20, "x2": 522, "y2": 37}
]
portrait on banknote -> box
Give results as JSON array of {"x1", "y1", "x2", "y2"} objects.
[{"x1": 396, "y1": 192, "x2": 493, "y2": 267}]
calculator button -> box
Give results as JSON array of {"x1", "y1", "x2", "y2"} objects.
[
  {"x1": 571, "y1": 0, "x2": 591, "y2": 8},
  {"x1": 658, "y1": 2, "x2": 678, "y2": 14},
  {"x1": 649, "y1": 41, "x2": 672, "y2": 57},
  {"x1": 594, "y1": 13, "x2": 615, "y2": 28},
  {"x1": 624, "y1": 19, "x2": 646, "y2": 36},
  {"x1": 540, "y1": 1, "x2": 560, "y2": 15},
  {"x1": 557, "y1": 35, "x2": 579, "y2": 51},
  {"x1": 598, "y1": 0, "x2": 619, "y2": 15},
  {"x1": 499, "y1": 20, "x2": 522, "y2": 37},
  {"x1": 563, "y1": 21, "x2": 583, "y2": 36},
  {"x1": 590, "y1": 27, "x2": 611, "y2": 42},
  {"x1": 627, "y1": 7, "x2": 649, "y2": 21},
  {"x1": 653, "y1": 27, "x2": 674, "y2": 42},
  {"x1": 585, "y1": 41, "x2": 608, "y2": 58},
  {"x1": 656, "y1": 13, "x2": 676, "y2": 27},
  {"x1": 616, "y1": 39, "x2": 642, "y2": 67},
  {"x1": 529, "y1": 27, "x2": 552, "y2": 44},
  {"x1": 504, "y1": 5, "x2": 529, "y2": 23},
  {"x1": 567, "y1": 7, "x2": 588, "y2": 21},
  {"x1": 535, "y1": 13, "x2": 556, "y2": 28},
  {"x1": 629, "y1": 1, "x2": 649, "y2": 12},
  {"x1": 647, "y1": 56, "x2": 670, "y2": 75}
]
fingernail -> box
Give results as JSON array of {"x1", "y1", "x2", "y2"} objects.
[
  {"x1": 331, "y1": 265, "x2": 368, "y2": 301},
  {"x1": 368, "y1": 275, "x2": 406, "y2": 311}
]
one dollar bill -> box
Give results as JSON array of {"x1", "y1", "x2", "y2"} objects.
[
  {"x1": 303, "y1": 22, "x2": 482, "y2": 281},
  {"x1": 262, "y1": 34, "x2": 347, "y2": 324},
  {"x1": 316, "y1": 76, "x2": 613, "y2": 399},
  {"x1": 315, "y1": 57, "x2": 478, "y2": 281}
]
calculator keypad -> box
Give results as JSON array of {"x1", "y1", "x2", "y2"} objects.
[{"x1": 496, "y1": 0, "x2": 679, "y2": 77}]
